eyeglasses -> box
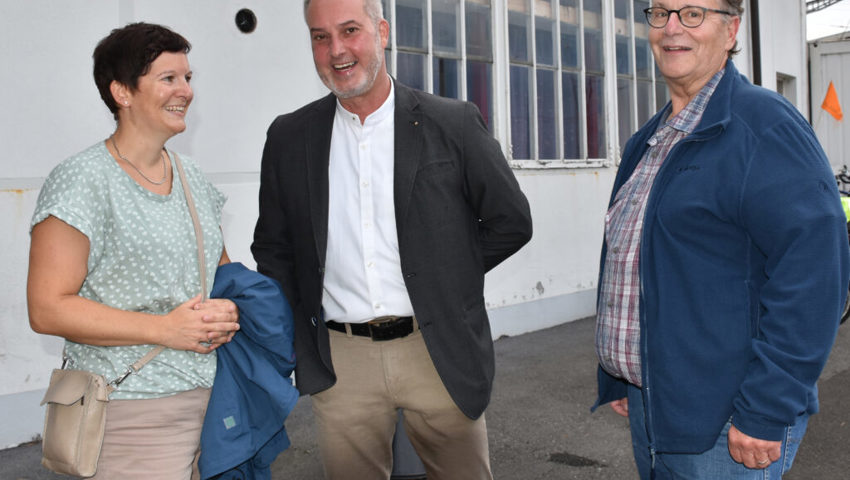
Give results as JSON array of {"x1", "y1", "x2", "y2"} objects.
[{"x1": 643, "y1": 6, "x2": 734, "y2": 29}]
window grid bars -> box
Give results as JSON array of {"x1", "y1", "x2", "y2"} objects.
[
  {"x1": 629, "y1": 0, "x2": 638, "y2": 145},
  {"x1": 577, "y1": 0, "x2": 590, "y2": 163},
  {"x1": 426, "y1": 0, "x2": 433, "y2": 93},
  {"x1": 389, "y1": 0, "x2": 612, "y2": 168},
  {"x1": 601, "y1": 0, "x2": 619, "y2": 163}
]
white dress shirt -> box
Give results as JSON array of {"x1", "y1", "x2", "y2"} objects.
[{"x1": 322, "y1": 81, "x2": 415, "y2": 323}]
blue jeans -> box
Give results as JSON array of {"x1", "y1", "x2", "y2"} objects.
[{"x1": 627, "y1": 384, "x2": 808, "y2": 479}]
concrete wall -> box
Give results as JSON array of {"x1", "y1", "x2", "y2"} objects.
[{"x1": 0, "y1": 0, "x2": 807, "y2": 448}]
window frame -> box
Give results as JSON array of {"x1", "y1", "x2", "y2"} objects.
[{"x1": 384, "y1": 0, "x2": 672, "y2": 170}]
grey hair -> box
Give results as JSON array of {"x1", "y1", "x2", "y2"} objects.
[
  {"x1": 303, "y1": 0, "x2": 384, "y2": 26},
  {"x1": 720, "y1": 0, "x2": 744, "y2": 16},
  {"x1": 719, "y1": 0, "x2": 744, "y2": 58}
]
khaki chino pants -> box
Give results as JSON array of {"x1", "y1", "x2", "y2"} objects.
[{"x1": 312, "y1": 328, "x2": 492, "y2": 480}]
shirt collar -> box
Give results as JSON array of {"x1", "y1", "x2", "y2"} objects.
[
  {"x1": 335, "y1": 75, "x2": 395, "y2": 126},
  {"x1": 664, "y1": 68, "x2": 725, "y2": 135}
]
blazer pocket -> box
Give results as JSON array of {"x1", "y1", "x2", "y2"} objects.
[{"x1": 416, "y1": 159, "x2": 456, "y2": 177}]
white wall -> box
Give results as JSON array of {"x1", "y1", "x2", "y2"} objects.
[
  {"x1": 809, "y1": 38, "x2": 850, "y2": 170},
  {"x1": 755, "y1": 0, "x2": 810, "y2": 117},
  {"x1": 0, "y1": 0, "x2": 806, "y2": 448}
]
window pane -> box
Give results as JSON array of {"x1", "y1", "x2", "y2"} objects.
[
  {"x1": 584, "y1": 28, "x2": 604, "y2": 73},
  {"x1": 559, "y1": 0, "x2": 579, "y2": 24},
  {"x1": 617, "y1": 78, "x2": 633, "y2": 150},
  {"x1": 508, "y1": 0, "x2": 530, "y2": 12},
  {"x1": 537, "y1": 69, "x2": 557, "y2": 159},
  {"x1": 616, "y1": 34, "x2": 631, "y2": 75},
  {"x1": 397, "y1": 0, "x2": 426, "y2": 49},
  {"x1": 559, "y1": 0, "x2": 580, "y2": 70},
  {"x1": 615, "y1": 0, "x2": 628, "y2": 18},
  {"x1": 510, "y1": 65, "x2": 532, "y2": 159},
  {"x1": 467, "y1": 60, "x2": 494, "y2": 130},
  {"x1": 655, "y1": 81, "x2": 669, "y2": 111},
  {"x1": 508, "y1": 8, "x2": 531, "y2": 62},
  {"x1": 584, "y1": 0, "x2": 602, "y2": 14},
  {"x1": 535, "y1": 0, "x2": 555, "y2": 66},
  {"x1": 584, "y1": 0, "x2": 603, "y2": 74},
  {"x1": 562, "y1": 71, "x2": 581, "y2": 159},
  {"x1": 560, "y1": 23, "x2": 579, "y2": 69},
  {"x1": 586, "y1": 74, "x2": 606, "y2": 158},
  {"x1": 434, "y1": 57, "x2": 461, "y2": 99},
  {"x1": 398, "y1": 52, "x2": 426, "y2": 91},
  {"x1": 637, "y1": 80, "x2": 652, "y2": 125},
  {"x1": 635, "y1": 37, "x2": 651, "y2": 78},
  {"x1": 381, "y1": 0, "x2": 392, "y2": 45},
  {"x1": 536, "y1": 17, "x2": 556, "y2": 66},
  {"x1": 655, "y1": 62, "x2": 669, "y2": 110},
  {"x1": 433, "y1": 0, "x2": 460, "y2": 55},
  {"x1": 634, "y1": 0, "x2": 650, "y2": 29},
  {"x1": 634, "y1": 0, "x2": 651, "y2": 78},
  {"x1": 466, "y1": 1, "x2": 492, "y2": 59},
  {"x1": 614, "y1": 0, "x2": 631, "y2": 75}
]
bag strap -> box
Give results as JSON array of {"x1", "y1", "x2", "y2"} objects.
[
  {"x1": 174, "y1": 152, "x2": 208, "y2": 302},
  {"x1": 108, "y1": 151, "x2": 208, "y2": 387}
]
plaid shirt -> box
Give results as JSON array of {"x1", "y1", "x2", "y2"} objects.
[{"x1": 596, "y1": 70, "x2": 724, "y2": 386}]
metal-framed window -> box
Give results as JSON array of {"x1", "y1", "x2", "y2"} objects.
[
  {"x1": 505, "y1": 0, "x2": 609, "y2": 165},
  {"x1": 614, "y1": 0, "x2": 668, "y2": 152},
  {"x1": 384, "y1": 0, "x2": 496, "y2": 128},
  {"x1": 383, "y1": 0, "x2": 671, "y2": 168}
]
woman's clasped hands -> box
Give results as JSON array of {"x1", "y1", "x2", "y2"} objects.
[{"x1": 162, "y1": 295, "x2": 240, "y2": 353}]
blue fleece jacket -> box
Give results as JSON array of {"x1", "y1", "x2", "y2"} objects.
[
  {"x1": 200, "y1": 262, "x2": 298, "y2": 479},
  {"x1": 594, "y1": 61, "x2": 849, "y2": 454}
]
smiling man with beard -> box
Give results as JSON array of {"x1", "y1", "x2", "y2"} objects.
[{"x1": 251, "y1": 0, "x2": 533, "y2": 478}]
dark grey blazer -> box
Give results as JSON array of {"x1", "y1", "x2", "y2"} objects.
[{"x1": 252, "y1": 81, "x2": 532, "y2": 419}]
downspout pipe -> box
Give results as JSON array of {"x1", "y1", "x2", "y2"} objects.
[{"x1": 749, "y1": 0, "x2": 762, "y2": 85}]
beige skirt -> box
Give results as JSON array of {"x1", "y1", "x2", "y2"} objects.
[{"x1": 91, "y1": 387, "x2": 210, "y2": 480}]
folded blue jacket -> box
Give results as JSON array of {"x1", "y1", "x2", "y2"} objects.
[{"x1": 200, "y1": 262, "x2": 299, "y2": 480}]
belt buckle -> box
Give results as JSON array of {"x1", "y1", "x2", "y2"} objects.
[
  {"x1": 367, "y1": 316, "x2": 410, "y2": 341},
  {"x1": 368, "y1": 315, "x2": 400, "y2": 325}
]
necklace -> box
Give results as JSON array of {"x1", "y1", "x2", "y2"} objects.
[{"x1": 110, "y1": 136, "x2": 168, "y2": 185}]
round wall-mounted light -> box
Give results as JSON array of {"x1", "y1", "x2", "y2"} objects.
[{"x1": 235, "y1": 9, "x2": 257, "y2": 34}]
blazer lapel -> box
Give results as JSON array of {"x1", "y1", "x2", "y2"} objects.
[
  {"x1": 306, "y1": 93, "x2": 336, "y2": 262},
  {"x1": 393, "y1": 83, "x2": 425, "y2": 234}
]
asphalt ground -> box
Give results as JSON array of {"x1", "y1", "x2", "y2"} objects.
[{"x1": 2, "y1": 316, "x2": 848, "y2": 479}]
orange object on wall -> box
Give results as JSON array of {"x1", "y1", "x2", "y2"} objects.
[{"x1": 822, "y1": 81, "x2": 844, "y2": 121}]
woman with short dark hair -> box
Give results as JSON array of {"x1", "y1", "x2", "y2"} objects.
[{"x1": 27, "y1": 22, "x2": 239, "y2": 479}]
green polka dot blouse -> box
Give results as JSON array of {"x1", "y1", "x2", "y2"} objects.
[{"x1": 31, "y1": 141, "x2": 225, "y2": 400}]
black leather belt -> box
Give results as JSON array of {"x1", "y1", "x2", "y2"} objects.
[{"x1": 326, "y1": 316, "x2": 416, "y2": 341}]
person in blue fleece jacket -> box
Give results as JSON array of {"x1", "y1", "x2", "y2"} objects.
[{"x1": 593, "y1": 1, "x2": 850, "y2": 479}]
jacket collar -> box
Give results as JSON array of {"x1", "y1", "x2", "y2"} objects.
[
  {"x1": 689, "y1": 59, "x2": 739, "y2": 139},
  {"x1": 304, "y1": 80, "x2": 427, "y2": 254},
  {"x1": 632, "y1": 60, "x2": 741, "y2": 149}
]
